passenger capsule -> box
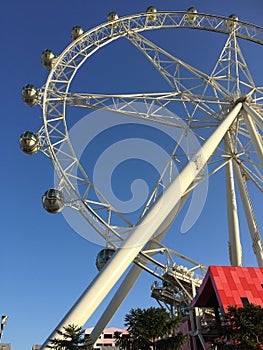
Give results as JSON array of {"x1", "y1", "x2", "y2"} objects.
[
  {"x1": 42, "y1": 189, "x2": 64, "y2": 214},
  {"x1": 227, "y1": 14, "x2": 238, "y2": 31},
  {"x1": 96, "y1": 248, "x2": 115, "y2": 271},
  {"x1": 19, "y1": 131, "x2": 40, "y2": 155},
  {"x1": 185, "y1": 7, "x2": 198, "y2": 24},
  {"x1": 71, "y1": 26, "x2": 84, "y2": 41},
  {"x1": 41, "y1": 49, "x2": 56, "y2": 70},
  {"x1": 146, "y1": 6, "x2": 157, "y2": 23},
  {"x1": 107, "y1": 12, "x2": 119, "y2": 22},
  {"x1": 22, "y1": 84, "x2": 40, "y2": 106}
]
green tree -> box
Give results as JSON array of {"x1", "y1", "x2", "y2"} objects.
[
  {"x1": 211, "y1": 304, "x2": 263, "y2": 349},
  {"x1": 47, "y1": 324, "x2": 90, "y2": 350},
  {"x1": 114, "y1": 331, "x2": 132, "y2": 350},
  {"x1": 124, "y1": 307, "x2": 187, "y2": 350}
]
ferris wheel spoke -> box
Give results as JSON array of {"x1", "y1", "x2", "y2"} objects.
[
  {"x1": 209, "y1": 32, "x2": 255, "y2": 97},
  {"x1": 56, "y1": 178, "x2": 134, "y2": 244},
  {"x1": 243, "y1": 102, "x2": 263, "y2": 133},
  {"x1": 140, "y1": 103, "x2": 242, "y2": 224},
  {"x1": 77, "y1": 183, "x2": 134, "y2": 237},
  {"x1": 233, "y1": 135, "x2": 263, "y2": 183},
  {"x1": 239, "y1": 162, "x2": 263, "y2": 192},
  {"x1": 237, "y1": 156, "x2": 263, "y2": 190},
  {"x1": 242, "y1": 111, "x2": 263, "y2": 170},
  {"x1": 225, "y1": 123, "x2": 263, "y2": 193},
  {"x1": 138, "y1": 130, "x2": 186, "y2": 220},
  {"x1": 126, "y1": 31, "x2": 229, "y2": 123},
  {"x1": 51, "y1": 91, "x2": 228, "y2": 127},
  {"x1": 252, "y1": 88, "x2": 263, "y2": 108},
  {"x1": 127, "y1": 31, "x2": 228, "y2": 95},
  {"x1": 65, "y1": 91, "x2": 186, "y2": 125},
  {"x1": 52, "y1": 145, "x2": 135, "y2": 243},
  {"x1": 223, "y1": 108, "x2": 263, "y2": 179}
]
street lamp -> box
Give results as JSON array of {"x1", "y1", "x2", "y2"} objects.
[{"x1": 0, "y1": 316, "x2": 8, "y2": 343}]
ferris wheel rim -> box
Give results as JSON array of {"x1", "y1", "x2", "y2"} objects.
[
  {"x1": 39, "y1": 10, "x2": 263, "y2": 247},
  {"x1": 43, "y1": 10, "x2": 263, "y2": 151}
]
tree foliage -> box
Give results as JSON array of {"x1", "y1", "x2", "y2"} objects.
[
  {"x1": 114, "y1": 331, "x2": 133, "y2": 350},
  {"x1": 124, "y1": 306, "x2": 187, "y2": 350},
  {"x1": 47, "y1": 324, "x2": 90, "y2": 350},
  {"x1": 211, "y1": 304, "x2": 263, "y2": 349}
]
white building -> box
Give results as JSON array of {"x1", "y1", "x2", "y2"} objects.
[
  {"x1": 85, "y1": 327, "x2": 129, "y2": 350},
  {"x1": 33, "y1": 327, "x2": 129, "y2": 350}
]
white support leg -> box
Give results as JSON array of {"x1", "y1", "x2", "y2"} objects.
[
  {"x1": 233, "y1": 159, "x2": 263, "y2": 267},
  {"x1": 88, "y1": 264, "x2": 141, "y2": 345},
  {"x1": 242, "y1": 108, "x2": 263, "y2": 170},
  {"x1": 40, "y1": 102, "x2": 242, "y2": 350},
  {"x1": 225, "y1": 138, "x2": 242, "y2": 266},
  {"x1": 88, "y1": 193, "x2": 189, "y2": 345}
]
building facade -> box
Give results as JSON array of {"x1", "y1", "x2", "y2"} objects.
[
  {"x1": 85, "y1": 327, "x2": 129, "y2": 350},
  {"x1": 188, "y1": 265, "x2": 263, "y2": 349}
]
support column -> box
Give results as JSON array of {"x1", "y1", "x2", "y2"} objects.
[
  {"x1": 88, "y1": 264, "x2": 141, "y2": 345},
  {"x1": 40, "y1": 102, "x2": 242, "y2": 350},
  {"x1": 233, "y1": 160, "x2": 263, "y2": 267},
  {"x1": 225, "y1": 137, "x2": 242, "y2": 266},
  {"x1": 88, "y1": 194, "x2": 189, "y2": 345}
]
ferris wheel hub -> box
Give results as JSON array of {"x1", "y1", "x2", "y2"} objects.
[{"x1": 233, "y1": 95, "x2": 253, "y2": 105}]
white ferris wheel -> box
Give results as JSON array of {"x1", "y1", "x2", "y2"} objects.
[{"x1": 20, "y1": 7, "x2": 263, "y2": 348}]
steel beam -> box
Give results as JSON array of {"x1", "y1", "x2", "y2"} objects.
[
  {"x1": 40, "y1": 102, "x2": 242, "y2": 350},
  {"x1": 225, "y1": 152, "x2": 242, "y2": 266},
  {"x1": 233, "y1": 159, "x2": 263, "y2": 267}
]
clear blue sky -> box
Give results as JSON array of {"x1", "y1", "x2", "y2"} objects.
[{"x1": 2, "y1": 0, "x2": 263, "y2": 349}]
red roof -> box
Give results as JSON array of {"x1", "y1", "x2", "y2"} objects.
[{"x1": 192, "y1": 266, "x2": 263, "y2": 311}]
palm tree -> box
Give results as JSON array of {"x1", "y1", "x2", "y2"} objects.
[
  {"x1": 124, "y1": 307, "x2": 187, "y2": 350},
  {"x1": 47, "y1": 324, "x2": 90, "y2": 350},
  {"x1": 211, "y1": 304, "x2": 263, "y2": 349},
  {"x1": 114, "y1": 331, "x2": 133, "y2": 350}
]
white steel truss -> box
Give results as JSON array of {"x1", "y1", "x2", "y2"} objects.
[{"x1": 21, "y1": 10, "x2": 263, "y2": 349}]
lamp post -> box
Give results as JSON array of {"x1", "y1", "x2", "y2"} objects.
[{"x1": 0, "y1": 316, "x2": 8, "y2": 344}]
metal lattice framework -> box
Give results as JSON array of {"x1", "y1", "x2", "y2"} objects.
[
  {"x1": 21, "y1": 10, "x2": 263, "y2": 349},
  {"x1": 36, "y1": 12, "x2": 263, "y2": 257}
]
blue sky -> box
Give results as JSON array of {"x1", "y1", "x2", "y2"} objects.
[{"x1": 2, "y1": 0, "x2": 263, "y2": 349}]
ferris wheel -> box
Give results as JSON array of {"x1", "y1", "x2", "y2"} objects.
[{"x1": 20, "y1": 7, "x2": 263, "y2": 348}]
